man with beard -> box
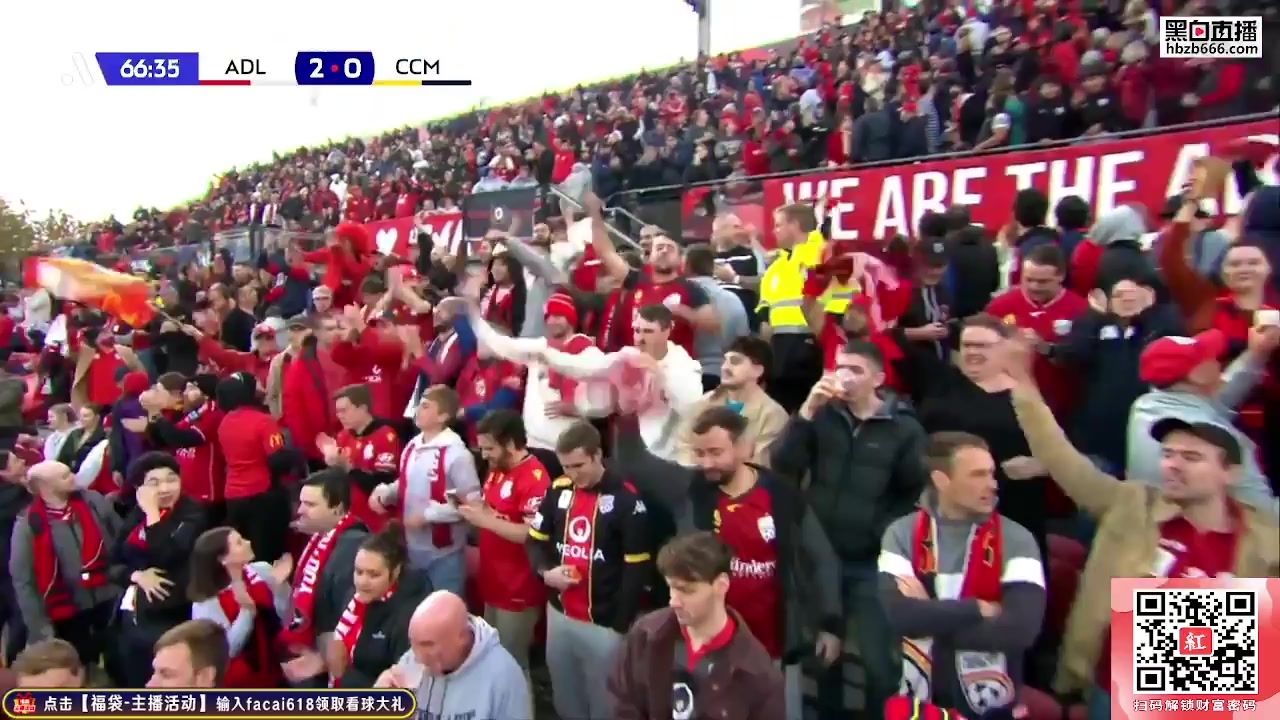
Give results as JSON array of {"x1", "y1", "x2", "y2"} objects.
[
  {"x1": 675, "y1": 336, "x2": 789, "y2": 468},
  {"x1": 10, "y1": 462, "x2": 122, "y2": 669},
  {"x1": 615, "y1": 405, "x2": 841, "y2": 720},
  {"x1": 277, "y1": 469, "x2": 366, "y2": 679},
  {"x1": 457, "y1": 410, "x2": 551, "y2": 674},
  {"x1": 585, "y1": 193, "x2": 716, "y2": 356},
  {"x1": 144, "y1": 374, "x2": 224, "y2": 509},
  {"x1": 986, "y1": 244, "x2": 1087, "y2": 418}
]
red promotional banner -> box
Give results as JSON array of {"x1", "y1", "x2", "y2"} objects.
[
  {"x1": 685, "y1": 119, "x2": 1277, "y2": 248},
  {"x1": 361, "y1": 210, "x2": 464, "y2": 257}
]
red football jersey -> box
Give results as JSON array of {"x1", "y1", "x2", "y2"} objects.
[
  {"x1": 620, "y1": 271, "x2": 708, "y2": 355},
  {"x1": 335, "y1": 421, "x2": 402, "y2": 532},
  {"x1": 716, "y1": 485, "x2": 782, "y2": 659},
  {"x1": 986, "y1": 288, "x2": 1087, "y2": 416},
  {"x1": 478, "y1": 453, "x2": 551, "y2": 612}
]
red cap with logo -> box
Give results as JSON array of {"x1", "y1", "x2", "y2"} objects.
[{"x1": 1138, "y1": 330, "x2": 1227, "y2": 386}]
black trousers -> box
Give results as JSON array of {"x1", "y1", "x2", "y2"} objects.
[
  {"x1": 767, "y1": 332, "x2": 823, "y2": 415},
  {"x1": 226, "y1": 486, "x2": 291, "y2": 563},
  {"x1": 53, "y1": 602, "x2": 114, "y2": 669},
  {"x1": 112, "y1": 611, "x2": 186, "y2": 687}
]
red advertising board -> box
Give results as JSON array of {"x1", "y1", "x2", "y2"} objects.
[
  {"x1": 360, "y1": 210, "x2": 464, "y2": 257},
  {"x1": 685, "y1": 119, "x2": 1277, "y2": 248}
]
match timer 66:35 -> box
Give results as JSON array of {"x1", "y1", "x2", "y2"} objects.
[{"x1": 293, "y1": 51, "x2": 375, "y2": 85}]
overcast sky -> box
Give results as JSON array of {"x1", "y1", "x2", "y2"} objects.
[{"x1": 0, "y1": 0, "x2": 796, "y2": 222}]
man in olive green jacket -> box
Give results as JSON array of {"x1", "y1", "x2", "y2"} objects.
[{"x1": 1010, "y1": 382, "x2": 1279, "y2": 700}]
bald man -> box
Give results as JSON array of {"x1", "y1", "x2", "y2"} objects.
[
  {"x1": 376, "y1": 590, "x2": 531, "y2": 719},
  {"x1": 10, "y1": 460, "x2": 121, "y2": 668}
]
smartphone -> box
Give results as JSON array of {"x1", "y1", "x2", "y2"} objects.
[{"x1": 1256, "y1": 309, "x2": 1280, "y2": 328}]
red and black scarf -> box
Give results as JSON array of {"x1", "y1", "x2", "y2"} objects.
[
  {"x1": 911, "y1": 510, "x2": 1003, "y2": 602},
  {"x1": 217, "y1": 567, "x2": 282, "y2": 688},
  {"x1": 126, "y1": 508, "x2": 171, "y2": 550},
  {"x1": 333, "y1": 584, "x2": 396, "y2": 682},
  {"x1": 280, "y1": 514, "x2": 357, "y2": 648},
  {"x1": 177, "y1": 400, "x2": 216, "y2": 432},
  {"x1": 30, "y1": 494, "x2": 107, "y2": 622}
]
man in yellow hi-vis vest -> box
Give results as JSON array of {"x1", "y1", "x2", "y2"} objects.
[{"x1": 758, "y1": 203, "x2": 825, "y2": 413}]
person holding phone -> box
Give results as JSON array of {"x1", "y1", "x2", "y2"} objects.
[{"x1": 370, "y1": 386, "x2": 480, "y2": 597}]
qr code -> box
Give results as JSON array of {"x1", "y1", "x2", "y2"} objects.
[{"x1": 1132, "y1": 589, "x2": 1258, "y2": 694}]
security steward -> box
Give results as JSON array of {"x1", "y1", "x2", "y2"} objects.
[
  {"x1": 759, "y1": 203, "x2": 826, "y2": 414},
  {"x1": 527, "y1": 421, "x2": 653, "y2": 720}
]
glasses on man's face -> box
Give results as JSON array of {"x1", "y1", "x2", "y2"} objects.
[{"x1": 960, "y1": 341, "x2": 1000, "y2": 351}]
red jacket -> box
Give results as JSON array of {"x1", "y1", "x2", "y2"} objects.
[
  {"x1": 331, "y1": 329, "x2": 405, "y2": 420},
  {"x1": 1069, "y1": 240, "x2": 1104, "y2": 295},
  {"x1": 281, "y1": 350, "x2": 342, "y2": 462},
  {"x1": 197, "y1": 336, "x2": 273, "y2": 388}
]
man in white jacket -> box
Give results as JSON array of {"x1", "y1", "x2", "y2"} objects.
[
  {"x1": 472, "y1": 300, "x2": 703, "y2": 462},
  {"x1": 371, "y1": 386, "x2": 480, "y2": 597}
]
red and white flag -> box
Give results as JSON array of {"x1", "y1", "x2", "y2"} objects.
[{"x1": 24, "y1": 256, "x2": 156, "y2": 328}]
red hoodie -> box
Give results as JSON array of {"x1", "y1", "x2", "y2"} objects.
[{"x1": 330, "y1": 328, "x2": 406, "y2": 419}]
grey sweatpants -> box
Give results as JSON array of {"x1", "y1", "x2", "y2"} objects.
[{"x1": 545, "y1": 605, "x2": 621, "y2": 720}]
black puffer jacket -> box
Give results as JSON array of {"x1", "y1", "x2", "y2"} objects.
[{"x1": 772, "y1": 393, "x2": 930, "y2": 564}]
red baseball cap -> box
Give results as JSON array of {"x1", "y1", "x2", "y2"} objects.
[{"x1": 1138, "y1": 330, "x2": 1227, "y2": 386}]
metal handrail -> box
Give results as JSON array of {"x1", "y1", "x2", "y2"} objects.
[
  {"x1": 548, "y1": 187, "x2": 642, "y2": 251},
  {"x1": 608, "y1": 110, "x2": 1280, "y2": 202}
]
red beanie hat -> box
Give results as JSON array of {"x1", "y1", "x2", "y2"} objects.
[
  {"x1": 121, "y1": 370, "x2": 151, "y2": 397},
  {"x1": 544, "y1": 291, "x2": 579, "y2": 328}
]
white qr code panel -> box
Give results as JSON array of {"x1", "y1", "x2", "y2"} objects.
[{"x1": 1132, "y1": 589, "x2": 1258, "y2": 694}]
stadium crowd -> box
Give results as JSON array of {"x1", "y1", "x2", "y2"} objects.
[
  {"x1": 1, "y1": 4, "x2": 1279, "y2": 720},
  {"x1": 61, "y1": 1, "x2": 1278, "y2": 257}
]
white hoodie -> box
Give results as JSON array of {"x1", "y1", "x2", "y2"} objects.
[
  {"x1": 392, "y1": 616, "x2": 531, "y2": 720},
  {"x1": 543, "y1": 341, "x2": 704, "y2": 461},
  {"x1": 376, "y1": 428, "x2": 480, "y2": 566}
]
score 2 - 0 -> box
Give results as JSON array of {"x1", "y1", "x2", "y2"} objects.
[{"x1": 293, "y1": 51, "x2": 374, "y2": 85}]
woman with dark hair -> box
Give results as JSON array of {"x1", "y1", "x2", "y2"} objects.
[
  {"x1": 110, "y1": 451, "x2": 208, "y2": 686},
  {"x1": 479, "y1": 253, "x2": 527, "y2": 337},
  {"x1": 188, "y1": 526, "x2": 292, "y2": 687},
  {"x1": 216, "y1": 373, "x2": 299, "y2": 563},
  {"x1": 281, "y1": 521, "x2": 429, "y2": 688},
  {"x1": 54, "y1": 405, "x2": 113, "y2": 494}
]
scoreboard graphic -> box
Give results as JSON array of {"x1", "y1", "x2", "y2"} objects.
[{"x1": 88, "y1": 51, "x2": 472, "y2": 86}]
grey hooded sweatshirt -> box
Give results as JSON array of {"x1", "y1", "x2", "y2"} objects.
[
  {"x1": 1126, "y1": 353, "x2": 1279, "y2": 517},
  {"x1": 392, "y1": 615, "x2": 531, "y2": 720}
]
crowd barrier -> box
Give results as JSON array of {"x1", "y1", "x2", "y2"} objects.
[{"x1": 610, "y1": 112, "x2": 1280, "y2": 249}]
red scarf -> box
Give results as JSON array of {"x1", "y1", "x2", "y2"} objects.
[
  {"x1": 30, "y1": 494, "x2": 107, "y2": 622},
  {"x1": 280, "y1": 514, "x2": 358, "y2": 648},
  {"x1": 126, "y1": 508, "x2": 171, "y2": 550},
  {"x1": 911, "y1": 510, "x2": 1003, "y2": 602},
  {"x1": 546, "y1": 334, "x2": 592, "y2": 397},
  {"x1": 177, "y1": 400, "x2": 216, "y2": 430},
  {"x1": 333, "y1": 584, "x2": 396, "y2": 678},
  {"x1": 216, "y1": 567, "x2": 282, "y2": 688},
  {"x1": 399, "y1": 440, "x2": 453, "y2": 548}
]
